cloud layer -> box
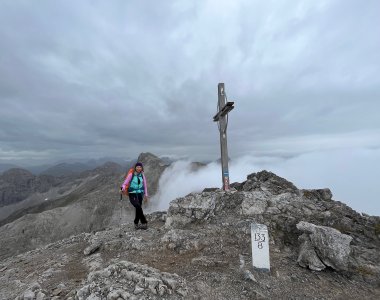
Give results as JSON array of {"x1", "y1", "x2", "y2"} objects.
[{"x1": 150, "y1": 152, "x2": 380, "y2": 216}]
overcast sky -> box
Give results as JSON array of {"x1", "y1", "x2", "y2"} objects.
[{"x1": 0, "y1": 1, "x2": 379, "y2": 213}]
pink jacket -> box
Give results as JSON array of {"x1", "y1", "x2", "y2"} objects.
[{"x1": 121, "y1": 172, "x2": 148, "y2": 196}]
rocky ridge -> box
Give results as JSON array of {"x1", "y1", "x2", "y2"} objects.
[
  {"x1": 0, "y1": 168, "x2": 61, "y2": 207},
  {"x1": 40, "y1": 162, "x2": 94, "y2": 177},
  {"x1": 0, "y1": 170, "x2": 379, "y2": 299},
  {"x1": 0, "y1": 155, "x2": 168, "y2": 262}
]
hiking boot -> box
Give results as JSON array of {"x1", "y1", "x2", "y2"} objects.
[
  {"x1": 140, "y1": 223, "x2": 148, "y2": 230},
  {"x1": 134, "y1": 223, "x2": 139, "y2": 230}
]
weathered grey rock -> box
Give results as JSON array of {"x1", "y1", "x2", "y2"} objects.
[
  {"x1": 35, "y1": 291, "x2": 46, "y2": 300},
  {"x1": 30, "y1": 282, "x2": 41, "y2": 291},
  {"x1": 84, "y1": 240, "x2": 103, "y2": 256},
  {"x1": 240, "y1": 191, "x2": 268, "y2": 215},
  {"x1": 244, "y1": 270, "x2": 257, "y2": 282},
  {"x1": 265, "y1": 207, "x2": 281, "y2": 214},
  {"x1": 133, "y1": 285, "x2": 144, "y2": 295},
  {"x1": 161, "y1": 229, "x2": 205, "y2": 253},
  {"x1": 86, "y1": 294, "x2": 101, "y2": 300},
  {"x1": 191, "y1": 256, "x2": 225, "y2": 267},
  {"x1": 107, "y1": 289, "x2": 124, "y2": 299},
  {"x1": 165, "y1": 192, "x2": 217, "y2": 228},
  {"x1": 297, "y1": 221, "x2": 353, "y2": 271},
  {"x1": 126, "y1": 236, "x2": 146, "y2": 251},
  {"x1": 147, "y1": 211, "x2": 167, "y2": 223},
  {"x1": 76, "y1": 284, "x2": 90, "y2": 299},
  {"x1": 301, "y1": 189, "x2": 332, "y2": 201},
  {"x1": 297, "y1": 233, "x2": 326, "y2": 271},
  {"x1": 202, "y1": 187, "x2": 220, "y2": 192},
  {"x1": 22, "y1": 289, "x2": 35, "y2": 300},
  {"x1": 245, "y1": 170, "x2": 299, "y2": 195},
  {"x1": 79, "y1": 260, "x2": 188, "y2": 299},
  {"x1": 52, "y1": 288, "x2": 63, "y2": 296}
]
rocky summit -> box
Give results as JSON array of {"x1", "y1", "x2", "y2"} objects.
[{"x1": 1, "y1": 170, "x2": 379, "y2": 299}]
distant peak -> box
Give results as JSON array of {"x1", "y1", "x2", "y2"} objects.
[
  {"x1": 94, "y1": 161, "x2": 123, "y2": 173},
  {"x1": 2, "y1": 168, "x2": 34, "y2": 178},
  {"x1": 137, "y1": 152, "x2": 160, "y2": 161}
]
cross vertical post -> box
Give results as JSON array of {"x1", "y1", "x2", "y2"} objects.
[{"x1": 213, "y1": 83, "x2": 234, "y2": 191}]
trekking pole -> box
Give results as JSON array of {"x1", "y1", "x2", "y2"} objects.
[{"x1": 119, "y1": 187, "x2": 123, "y2": 238}]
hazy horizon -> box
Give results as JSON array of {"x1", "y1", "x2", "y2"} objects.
[{"x1": 1, "y1": 152, "x2": 379, "y2": 216}]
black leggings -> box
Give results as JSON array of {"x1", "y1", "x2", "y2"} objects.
[{"x1": 129, "y1": 193, "x2": 147, "y2": 225}]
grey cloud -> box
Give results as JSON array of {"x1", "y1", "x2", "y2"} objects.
[{"x1": 0, "y1": 0, "x2": 379, "y2": 165}]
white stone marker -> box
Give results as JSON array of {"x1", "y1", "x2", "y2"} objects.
[{"x1": 251, "y1": 223, "x2": 270, "y2": 271}]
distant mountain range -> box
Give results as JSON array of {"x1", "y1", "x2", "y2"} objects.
[
  {"x1": 0, "y1": 152, "x2": 170, "y2": 263},
  {"x1": 0, "y1": 168, "x2": 60, "y2": 207},
  {"x1": 0, "y1": 152, "x2": 172, "y2": 221},
  {"x1": 0, "y1": 153, "x2": 205, "y2": 224},
  {"x1": 40, "y1": 162, "x2": 101, "y2": 177},
  {"x1": 0, "y1": 163, "x2": 20, "y2": 173},
  {"x1": 0, "y1": 156, "x2": 176, "y2": 176},
  {"x1": 0, "y1": 157, "x2": 134, "y2": 175}
]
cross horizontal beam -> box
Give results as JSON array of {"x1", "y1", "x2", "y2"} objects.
[{"x1": 213, "y1": 101, "x2": 235, "y2": 122}]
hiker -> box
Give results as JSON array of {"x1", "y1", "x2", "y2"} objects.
[{"x1": 121, "y1": 162, "x2": 149, "y2": 229}]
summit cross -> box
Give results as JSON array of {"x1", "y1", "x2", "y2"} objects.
[{"x1": 213, "y1": 83, "x2": 235, "y2": 191}]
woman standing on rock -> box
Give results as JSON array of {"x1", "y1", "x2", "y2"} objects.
[{"x1": 121, "y1": 162, "x2": 149, "y2": 229}]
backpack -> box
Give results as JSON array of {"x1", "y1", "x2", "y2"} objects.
[{"x1": 121, "y1": 168, "x2": 134, "y2": 195}]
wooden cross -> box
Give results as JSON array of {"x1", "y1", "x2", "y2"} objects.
[{"x1": 213, "y1": 83, "x2": 234, "y2": 191}]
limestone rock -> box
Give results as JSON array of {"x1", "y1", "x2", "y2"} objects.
[
  {"x1": 165, "y1": 192, "x2": 217, "y2": 228},
  {"x1": 297, "y1": 233, "x2": 326, "y2": 271},
  {"x1": 35, "y1": 291, "x2": 46, "y2": 300},
  {"x1": 161, "y1": 229, "x2": 205, "y2": 253},
  {"x1": 22, "y1": 289, "x2": 35, "y2": 300},
  {"x1": 297, "y1": 221, "x2": 353, "y2": 271},
  {"x1": 84, "y1": 240, "x2": 103, "y2": 256},
  {"x1": 301, "y1": 189, "x2": 333, "y2": 201},
  {"x1": 240, "y1": 191, "x2": 268, "y2": 215},
  {"x1": 244, "y1": 170, "x2": 299, "y2": 195},
  {"x1": 78, "y1": 260, "x2": 188, "y2": 299}
]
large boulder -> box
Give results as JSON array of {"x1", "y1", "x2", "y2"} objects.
[
  {"x1": 297, "y1": 233, "x2": 327, "y2": 271},
  {"x1": 296, "y1": 221, "x2": 353, "y2": 271}
]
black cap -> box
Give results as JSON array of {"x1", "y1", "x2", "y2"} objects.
[{"x1": 135, "y1": 162, "x2": 143, "y2": 169}]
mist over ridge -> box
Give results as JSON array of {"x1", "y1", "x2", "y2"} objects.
[{"x1": 151, "y1": 149, "x2": 380, "y2": 216}]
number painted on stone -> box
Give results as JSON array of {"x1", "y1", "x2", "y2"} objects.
[{"x1": 254, "y1": 233, "x2": 266, "y2": 242}]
